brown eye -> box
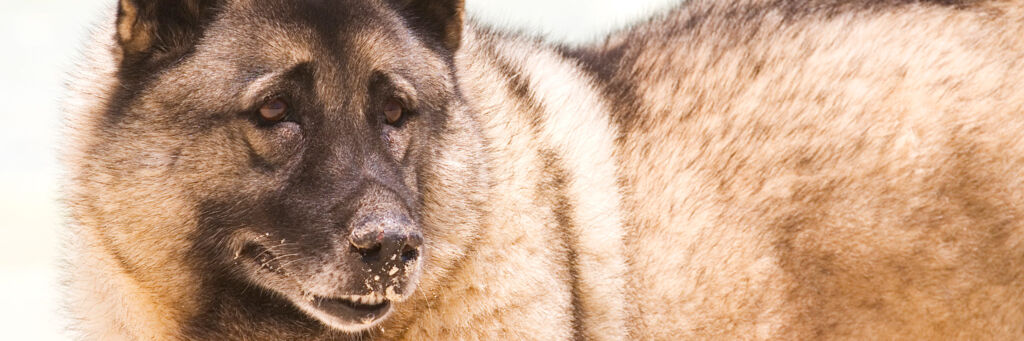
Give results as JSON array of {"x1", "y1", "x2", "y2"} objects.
[
  {"x1": 384, "y1": 99, "x2": 403, "y2": 125},
  {"x1": 260, "y1": 98, "x2": 288, "y2": 122}
]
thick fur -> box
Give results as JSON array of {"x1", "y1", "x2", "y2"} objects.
[{"x1": 63, "y1": 0, "x2": 1024, "y2": 339}]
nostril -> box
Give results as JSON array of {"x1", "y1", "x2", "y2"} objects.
[
  {"x1": 349, "y1": 235, "x2": 383, "y2": 258},
  {"x1": 401, "y1": 232, "x2": 422, "y2": 262},
  {"x1": 358, "y1": 243, "x2": 383, "y2": 257},
  {"x1": 401, "y1": 245, "x2": 419, "y2": 263}
]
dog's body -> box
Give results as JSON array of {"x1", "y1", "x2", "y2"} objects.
[{"x1": 64, "y1": 0, "x2": 1024, "y2": 339}]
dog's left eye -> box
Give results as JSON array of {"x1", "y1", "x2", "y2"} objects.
[
  {"x1": 384, "y1": 99, "x2": 403, "y2": 126},
  {"x1": 259, "y1": 98, "x2": 288, "y2": 122}
]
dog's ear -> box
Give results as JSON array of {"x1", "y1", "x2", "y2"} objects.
[
  {"x1": 394, "y1": 0, "x2": 464, "y2": 52},
  {"x1": 116, "y1": 0, "x2": 220, "y2": 58}
]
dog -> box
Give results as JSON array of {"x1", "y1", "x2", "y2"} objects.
[{"x1": 63, "y1": 0, "x2": 1024, "y2": 339}]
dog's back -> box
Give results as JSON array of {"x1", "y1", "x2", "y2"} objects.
[{"x1": 578, "y1": 0, "x2": 1024, "y2": 338}]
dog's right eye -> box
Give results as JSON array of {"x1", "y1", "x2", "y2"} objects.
[
  {"x1": 383, "y1": 99, "x2": 404, "y2": 126},
  {"x1": 259, "y1": 98, "x2": 288, "y2": 122}
]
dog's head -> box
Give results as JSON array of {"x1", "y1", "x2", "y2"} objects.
[{"x1": 74, "y1": 0, "x2": 481, "y2": 333}]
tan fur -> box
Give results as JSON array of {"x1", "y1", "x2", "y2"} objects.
[
  {"x1": 608, "y1": 1, "x2": 1024, "y2": 339},
  {"x1": 64, "y1": 0, "x2": 1024, "y2": 339}
]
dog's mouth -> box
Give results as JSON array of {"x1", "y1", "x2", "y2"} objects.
[
  {"x1": 293, "y1": 293, "x2": 393, "y2": 329},
  {"x1": 235, "y1": 240, "x2": 408, "y2": 331},
  {"x1": 315, "y1": 294, "x2": 391, "y2": 315}
]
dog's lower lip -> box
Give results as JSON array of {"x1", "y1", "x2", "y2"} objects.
[{"x1": 311, "y1": 295, "x2": 391, "y2": 321}]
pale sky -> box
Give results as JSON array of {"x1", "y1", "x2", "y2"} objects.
[{"x1": 0, "y1": 0, "x2": 679, "y2": 338}]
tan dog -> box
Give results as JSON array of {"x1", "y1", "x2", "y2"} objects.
[{"x1": 63, "y1": 0, "x2": 1024, "y2": 339}]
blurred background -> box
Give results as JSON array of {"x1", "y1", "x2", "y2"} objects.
[{"x1": 0, "y1": 0, "x2": 678, "y2": 339}]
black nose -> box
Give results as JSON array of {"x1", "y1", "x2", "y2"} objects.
[{"x1": 348, "y1": 215, "x2": 422, "y2": 263}]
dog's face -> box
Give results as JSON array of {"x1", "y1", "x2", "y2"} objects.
[{"x1": 93, "y1": 0, "x2": 465, "y2": 332}]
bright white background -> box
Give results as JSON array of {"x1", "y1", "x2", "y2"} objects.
[{"x1": 0, "y1": 0, "x2": 678, "y2": 339}]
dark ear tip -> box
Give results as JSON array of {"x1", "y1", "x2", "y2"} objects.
[
  {"x1": 117, "y1": 18, "x2": 153, "y2": 55},
  {"x1": 448, "y1": 0, "x2": 465, "y2": 51},
  {"x1": 116, "y1": 0, "x2": 144, "y2": 53},
  {"x1": 399, "y1": 0, "x2": 464, "y2": 52},
  {"x1": 444, "y1": 15, "x2": 464, "y2": 51},
  {"x1": 114, "y1": 0, "x2": 221, "y2": 58}
]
